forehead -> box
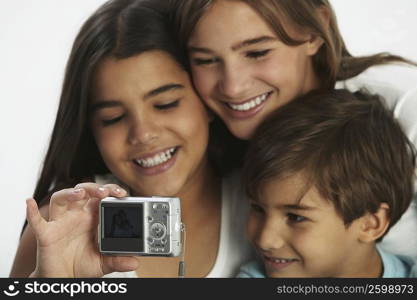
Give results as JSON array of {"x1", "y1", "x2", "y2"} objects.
[
  {"x1": 92, "y1": 51, "x2": 188, "y2": 101},
  {"x1": 259, "y1": 173, "x2": 331, "y2": 210},
  {"x1": 189, "y1": 0, "x2": 276, "y2": 46}
]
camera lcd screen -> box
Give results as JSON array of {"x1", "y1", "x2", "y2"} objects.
[
  {"x1": 104, "y1": 207, "x2": 142, "y2": 238},
  {"x1": 101, "y1": 203, "x2": 144, "y2": 252}
]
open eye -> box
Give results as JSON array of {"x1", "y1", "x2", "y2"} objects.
[
  {"x1": 287, "y1": 213, "x2": 307, "y2": 223},
  {"x1": 246, "y1": 49, "x2": 272, "y2": 59},
  {"x1": 101, "y1": 115, "x2": 125, "y2": 126},
  {"x1": 154, "y1": 100, "x2": 180, "y2": 110}
]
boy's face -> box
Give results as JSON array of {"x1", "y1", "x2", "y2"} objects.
[{"x1": 247, "y1": 173, "x2": 365, "y2": 277}]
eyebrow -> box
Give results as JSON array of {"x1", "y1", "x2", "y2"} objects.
[
  {"x1": 231, "y1": 36, "x2": 277, "y2": 51},
  {"x1": 283, "y1": 204, "x2": 317, "y2": 211},
  {"x1": 188, "y1": 35, "x2": 277, "y2": 54},
  {"x1": 144, "y1": 83, "x2": 184, "y2": 100},
  {"x1": 90, "y1": 83, "x2": 184, "y2": 113}
]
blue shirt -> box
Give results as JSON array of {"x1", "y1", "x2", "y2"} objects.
[{"x1": 237, "y1": 247, "x2": 417, "y2": 278}]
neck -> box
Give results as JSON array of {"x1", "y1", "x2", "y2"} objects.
[
  {"x1": 303, "y1": 59, "x2": 321, "y2": 93},
  {"x1": 175, "y1": 157, "x2": 221, "y2": 225},
  {"x1": 342, "y1": 245, "x2": 382, "y2": 278}
]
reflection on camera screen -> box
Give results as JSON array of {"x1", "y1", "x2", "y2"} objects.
[{"x1": 104, "y1": 207, "x2": 142, "y2": 238}]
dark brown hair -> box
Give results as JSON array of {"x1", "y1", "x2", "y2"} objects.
[
  {"x1": 169, "y1": 0, "x2": 416, "y2": 89},
  {"x1": 243, "y1": 89, "x2": 416, "y2": 235},
  {"x1": 25, "y1": 0, "x2": 189, "y2": 232}
]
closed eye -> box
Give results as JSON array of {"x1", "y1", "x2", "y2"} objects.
[
  {"x1": 192, "y1": 57, "x2": 219, "y2": 66},
  {"x1": 154, "y1": 100, "x2": 180, "y2": 110},
  {"x1": 246, "y1": 49, "x2": 272, "y2": 59},
  {"x1": 250, "y1": 202, "x2": 265, "y2": 214},
  {"x1": 101, "y1": 115, "x2": 124, "y2": 126}
]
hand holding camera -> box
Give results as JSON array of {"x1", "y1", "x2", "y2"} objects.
[
  {"x1": 99, "y1": 197, "x2": 182, "y2": 257},
  {"x1": 26, "y1": 182, "x2": 139, "y2": 278}
]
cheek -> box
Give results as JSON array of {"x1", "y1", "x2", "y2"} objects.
[
  {"x1": 255, "y1": 50, "x2": 310, "y2": 88},
  {"x1": 93, "y1": 128, "x2": 124, "y2": 163},
  {"x1": 191, "y1": 67, "x2": 215, "y2": 99},
  {"x1": 246, "y1": 214, "x2": 260, "y2": 242},
  {"x1": 177, "y1": 101, "x2": 210, "y2": 144}
]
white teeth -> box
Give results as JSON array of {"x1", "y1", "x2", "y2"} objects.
[
  {"x1": 135, "y1": 147, "x2": 176, "y2": 168},
  {"x1": 274, "y1": 259, "x2": 292, "y2": 263},
  {"x1": 228, "y1": 92, "x2": 269, "y2": 111},
  {"x1": 269, "y1": 257, "x2": 294, "y2": 264}
]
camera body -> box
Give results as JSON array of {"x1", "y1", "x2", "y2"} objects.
[{"x1": 99, "y1": 197, "x2": 182, "y2": 257}]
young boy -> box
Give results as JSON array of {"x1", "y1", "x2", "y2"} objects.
[{"x1": 238, "y1": 89, "x2": 417, "y2": 278}]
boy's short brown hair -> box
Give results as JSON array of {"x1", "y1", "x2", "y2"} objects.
[{"x1": 243, "y1": 89, "x2": 416, "y2": 234}]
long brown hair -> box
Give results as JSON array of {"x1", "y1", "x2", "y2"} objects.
[
  {"x1": 169, "y1": 0, "x2": 415, "y2": 89},
  {"x1": 243, "y1": 89, "x2": 416, "y2": 236},
  {"x1": 29, "y1": 0, "x2": 188, "y2": 220}
]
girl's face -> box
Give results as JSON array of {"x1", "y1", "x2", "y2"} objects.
[
  {"x1": 90, "y1": 51, "x2": 210, "y2": 197},
  {"x1": 188, "y1": 0, "x2": 323, "y2": 139}
]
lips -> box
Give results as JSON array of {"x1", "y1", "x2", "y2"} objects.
[
  {"x1": 134, "y1": 147, "x2": 177, "y2": 168},
  {"x1": 132, "y1": 146, "x2": 179, "y2": 176},
  {"x1": 263, "y1": 255, "x2": 298, "y2": 271},
  {"x1": 221, "y1": 91, "x2": 273, "y2": 119}
]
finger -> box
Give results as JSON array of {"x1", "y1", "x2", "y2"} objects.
[
  {"x1": 102, "y1": 184, "x2": 128, "y2": 198},
  {"x1": 85, "y1": 197, "x2": 101, "y2": 224},
  {"x1": 26, "y1": 198, "x2": 48, "y2": 237},
  {"x1": 101, "y1": 256, "x2": 139, "y2": 274},
  {"x1": 49, "y1": 188, "x2": 86, "y2": 220},
  {"x1": 74, "y1": 182, "x2": 111, "y2": 200}
]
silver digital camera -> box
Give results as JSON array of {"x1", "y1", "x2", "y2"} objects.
[{"x1": 99, "y1": 197, "x2": 182, "y2": 257}]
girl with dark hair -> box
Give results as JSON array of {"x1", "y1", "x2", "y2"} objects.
[
  {"x1": 10, "y1": 0, "x2": 253, "y2": 278},
  {"x1": 169, "y1": 0, "x2": 417, "y2": 259}
]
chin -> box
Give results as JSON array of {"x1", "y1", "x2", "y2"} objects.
[
  {"x1": 134, "y1": 186, "x2": 181, "y2": 197},
  {"x1": 228, "y1": 124, "x2": 255, "y2": 141}
]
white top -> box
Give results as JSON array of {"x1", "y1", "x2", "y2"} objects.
[
  {"x1": 101, "y1": 171, "x2": 254, "y2": 278},
  {"x1": 337, "y1": 64, "x2": 417, "y2": 259}
]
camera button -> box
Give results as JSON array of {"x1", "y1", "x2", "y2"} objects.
[
  {"x1": 161, "y1": 238, "x2": 167, "y2": 245},
  {"x1": 147, "y1": 216, "x2": 154, "y2": 223},
  {"x1": 150, "y1": 222, "x2": 167, "y2": 239},
  {"x1": 147, "y1": 237, "x2": 154, "y2": 245}
]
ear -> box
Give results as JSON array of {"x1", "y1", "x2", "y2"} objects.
[
  {"x1": 357, "y1": 203, "x2": 390, "y2": 243},
  {"x1": 305, "y1": 5, "x2": 331, "y2": 56}
]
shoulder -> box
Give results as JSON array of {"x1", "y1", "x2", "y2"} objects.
[
  {"x1": 236, "y1": 260, "x2": 266, "y2": 278},
  {"x1": 208, "y1": 170, "x2": 255, "y2": 277},
  {"x1": 337, "y1": 64, "x2": 417, "y2": 146},
  {"x1": 221, "y1": 169, "x2": 251, "y2": 221},
  {"x1": 336, "y1": 64, "x2": 417, "y2": 111},
  {"x1": 337, "y1": 64, "x2": 417, "y2": 97},
  {"x1": 379, "y1": 247, "x2": 417, "y2": 278}
]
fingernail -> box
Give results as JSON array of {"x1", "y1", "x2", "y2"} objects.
[
  {"x1": 98, "y1": 187, "x2": 107, "y2": 193},
  {"x1": 73, "y1": 188, "x2": 83, "y2": 194},
  {"x1": 115, "y1": 188, "x2": 126, "y2": 194}
]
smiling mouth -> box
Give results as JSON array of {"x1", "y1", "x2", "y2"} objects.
[
  {"x1": 224, "y1": 91, "x2": 272, "y2": 112},
  {"x1": 265, "y1": 256, "x2": 298, "y2": 264},
  {"x1": 133, "y1": 147, "x2": 179, "y2": 168}
]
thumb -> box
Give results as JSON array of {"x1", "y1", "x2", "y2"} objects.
[
  {"x1": 101, "y1": 256, "x2": 139, "y2": 275},
  {"x1": 26, "y1": 198, "x2": 48, "y2": 237}
]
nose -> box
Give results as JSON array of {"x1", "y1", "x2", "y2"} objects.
[
  {"x1": 128, "y1": 115, "x2": 159, "y2": 145},
  {"x1": 255, "y1": 219, "x2": 285, "y2": 253},
  {"x1": 217, "y1": 61, "x2": 251, "y2": 99}
]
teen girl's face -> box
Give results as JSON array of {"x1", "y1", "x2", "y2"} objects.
[
  {"x1": 246, "y1": 173, "x2": 369, "y2": 278},
  {"x1": 90, "y1": 51, "x2": 210, "y2": 197},
  {"x1": 188, "y1": 0, "x2": 323, "y2": 139}
]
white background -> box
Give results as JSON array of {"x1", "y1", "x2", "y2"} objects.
[{"x1": 1, "y1": 0, "x2": 417, "y2": 277}]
